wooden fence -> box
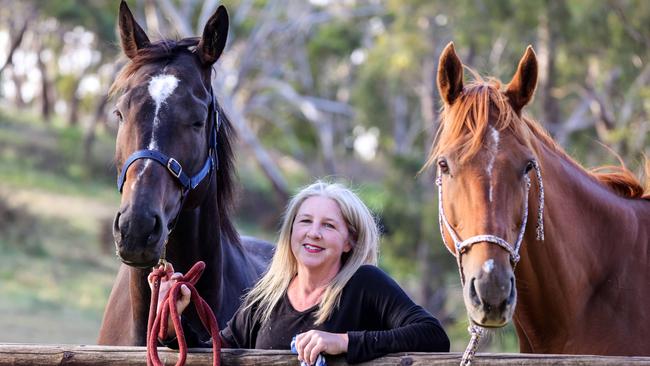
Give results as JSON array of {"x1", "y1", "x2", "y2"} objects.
[{"x1": 2, "y1": 344, "x2": 650, "y2": 365}]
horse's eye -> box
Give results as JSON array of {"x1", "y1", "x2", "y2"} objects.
[
  {"x1": 524, "y1": 161, "x2": 534, "y2": 174},
  {"x1": 114, "y1": 110, "x2": 123, "y2": 123},
  {"x1": 438, "y1": 159, "x2": 450, "y2": 174},
  {"x1": 193, "y1": 121, "x2": 205, "y2": 128}
]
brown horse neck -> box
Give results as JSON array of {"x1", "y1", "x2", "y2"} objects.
[
  {"x1": 166, "y1": 181, "x2": 225, "y2": 284},
  {"x1": 530, "y1": 142, "x2": 647, "y2": 266},
  {"x1": 513, "y1": 142, "x2": 650, "y2": 353}
]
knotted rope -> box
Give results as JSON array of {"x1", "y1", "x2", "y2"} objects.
[
  {"x1": 147, "y1": 261, "x2": 221, "y2": 366},
  {"x1": 460, "y1": 324, "x2": 487, "y2": 366}
]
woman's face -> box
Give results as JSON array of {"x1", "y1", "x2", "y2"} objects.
[{"x1": 290, "y1": 196, "x2": 352, "y2": 275}]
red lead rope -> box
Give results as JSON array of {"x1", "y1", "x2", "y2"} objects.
[{"x1": 147, "y1": 261, "x2": 221, "y2": 366}]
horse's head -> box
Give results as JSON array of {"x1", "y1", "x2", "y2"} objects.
[
  {"x1": 111, "y1": 1, "x2": 229, "y2": 268},
  {"x1": 431, "y1": 43, "x2": 544, "y2": 327}
]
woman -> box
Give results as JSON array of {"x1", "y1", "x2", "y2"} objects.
[{"x1": 153, "y1": 181, "x2": 449, "y2": 364}]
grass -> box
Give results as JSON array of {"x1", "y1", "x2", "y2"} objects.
[{"x1": 0, "y1": 110, "x2": 120, "y2": 344}]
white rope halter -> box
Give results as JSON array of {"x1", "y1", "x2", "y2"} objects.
[{"x1": 436, "y1": 159, "x2": 545, "y2": 366}]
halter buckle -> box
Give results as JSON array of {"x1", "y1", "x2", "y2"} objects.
[{"x1": 167, "y1": 158, "x2": 183, "y2": 178}]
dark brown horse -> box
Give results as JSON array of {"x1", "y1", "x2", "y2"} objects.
[
  {"x1": 428, "y1": 42, "x2": 650, "y2": 355},
  {"x1": 98, "y1": 1, "x2": 272, "y2": 346}
]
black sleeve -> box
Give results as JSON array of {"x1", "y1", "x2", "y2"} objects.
[
  {"x1": 345, "y1": 266, "x2": 450, "y2": 363},
  {"x1": 219, "y1": 303, "x2": 259, "y2": 349},
  {"x1": 160, "y1": 303, "x2": 259, "y2": 349},
  {"x1": 159, "y1": 316, "x2": 212, "y2": 349}
]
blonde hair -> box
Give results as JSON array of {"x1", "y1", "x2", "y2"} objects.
[{"x1": 242, "y1": 180, "x2": 379, "y2": 325}]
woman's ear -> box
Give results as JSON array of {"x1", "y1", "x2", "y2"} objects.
[{"x1": 343, "y1": 240, "x2": 353, "y2": 253}]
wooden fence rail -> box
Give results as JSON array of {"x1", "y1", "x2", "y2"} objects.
[{"x1": 2, "y1": 344, "x2": 650, "y2": 365}]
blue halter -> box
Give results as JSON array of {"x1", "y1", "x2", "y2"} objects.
[{"x1": 116, "y1": 90, "x2": 220, "y2": 194}]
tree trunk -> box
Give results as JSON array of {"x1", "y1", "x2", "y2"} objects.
[
  {"x1": 11, "y1": 70, "x2": 26, "y2": 108},
  {"x1": 0, "y1": 8, "x2": 34, "y2": 78},
  {"x1": 318, "y1": 120, "x2": 337, "y2": 174},
  {"x1": 218, "y1": 90, "x2": 290, "y2": 202},
  {"x1": 83, "y1": 94, "x2": 109, "y2": 167},
  {"x1": 537, "y1": 1, "x2": 562, "y2": 134},
  {"x1": 143, "y1": 0, "x2": 161, "y2": 36},
  {"x1": 67, "y1": 78, "x2": 82, "y2": 126},
  {"x1": 417, "y1": 49, "x2": 447, "y2": 318},
  {"x1": 392, "y1": 93, "x2": 409, "y2": 155},
  {"x1": 37, "y1": 43, "x2": 52, "y2": 123}
]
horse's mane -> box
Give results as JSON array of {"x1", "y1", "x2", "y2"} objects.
[
  {"x1": 213, "y1": 100, "x2": 241, "y2": 245},
  {"x1": 110, "y1": 37, "x2": 242, "y2": 244},
  {"x1": 425, "y1": 70, "x2": 650, "y2": 200}
]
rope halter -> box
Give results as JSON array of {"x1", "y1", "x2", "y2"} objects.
[{"x1": 436, "y1": 159, "x2": 544, "y2": 284}]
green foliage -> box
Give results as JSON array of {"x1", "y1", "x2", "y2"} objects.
[
  {"x1": 308, "y1": 22, "x2": 361, "y2": 61},
  {"x1": 37, "y1": 0, "x2": 117, "y2": 46}
]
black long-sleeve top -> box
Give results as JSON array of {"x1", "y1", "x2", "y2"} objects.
[{"x1": 169, "y1": 265, "x2": 449, "y2": 363}]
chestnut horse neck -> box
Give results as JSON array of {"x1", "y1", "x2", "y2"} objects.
[{"x1": 512, "y1": 137, "x2": 650, "y2": 353}]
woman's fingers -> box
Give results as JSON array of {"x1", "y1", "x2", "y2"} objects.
[
  {"x1": 308, "y1": 340, "x2": 325, "y2": 366},
  {"x1": 295, "y1": 330, "x2": 348, "y2": 364},
  {"x1": 175, "y1": 284, "x2": 191, "y2": 314},
  {"x1": 164, "y1": 262, "x2": 174, "y2": 279},
  {"x1": 148, "y1": 263, "x2": 176, "y2": 287},
  {"x1": 303, "y1": 338, "x2": 317, "y2": 365},
  {"x1": 295, "y1": 332, "x2": 310, "y2": 363},
  {"x1": 297, "y1": 331, "x2": 318, "y2": 365}
]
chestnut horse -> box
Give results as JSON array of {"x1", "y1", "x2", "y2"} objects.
[
  {"x1": 98, "y1": 1, "x2": 272, "y2": 345},
  {"x1": 428, "y1": 42, "x2": 650, "y2": 355}
]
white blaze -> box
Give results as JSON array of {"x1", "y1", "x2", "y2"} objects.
[
  {"x1": 486, "y1": 127, "x2": 500, "y2": 202},
  {"x1": 482, "y1": 259, "x2": 495, "y2": 274},
  {"x1": 133, "y1": 74, "x2": 180, "y2": 185},
  {"x1": 147, "y1": 74, "x2": 179, "y2": 149}
]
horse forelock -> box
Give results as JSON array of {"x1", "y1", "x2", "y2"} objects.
[
  {"x1": 110, "y1": 38, "x2": 201, "y2": 96},
  {"x1": 424, "y1": 71, "x2": 649, "y2": 200},
  {"x1": 426, "y1": 74, "x2": 530, "y2": 167}
]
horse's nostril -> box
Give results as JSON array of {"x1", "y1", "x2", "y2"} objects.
[
  {"x1": 113, "y1": 213, "x2": 120, "y2": 231},
  {"x1": 469, "y1": 278, "x2": 481, "y2": 307},
  {"x1": 113, "y1": 212, "x2": 123, "y2": 239},
  {"x1": 507, "y1": 276, "x2": 516, "y2": 305},
  {"x1": 147, "y1": 214, "x2": 163, "y2": 246}
]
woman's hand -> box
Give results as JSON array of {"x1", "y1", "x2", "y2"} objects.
[
  {"x1": 147, "y1": 262, "x2": 192, "y2": 340},
  {"x1": 295, "y1": 330, "x2": 348, "y2": 365}
]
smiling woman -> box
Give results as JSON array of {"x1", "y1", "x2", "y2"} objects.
[{"x1": 153, "y1": 180, "x2": 450, "y2": 364}]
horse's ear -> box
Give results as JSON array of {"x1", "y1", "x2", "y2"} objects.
[
  {"x1": 197, "y1": 5, "x2": 229, "y2": 66},
  {"x1": 118, "y1": 0, "x2": 150, "y2": 59},
  {"x1": 437, "y1": 42, "x2": 464, "y2": 105},
  {"x1": 506, "y1": 46, "x2": 538, "y2": 112}
]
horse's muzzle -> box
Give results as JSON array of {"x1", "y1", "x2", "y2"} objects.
[
  {"x1": 465, "y1": 269, "x2": 516, "y2": 327},
  {"x1": 113, "y1": 208, "x2": 166, "y2": 267}
]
